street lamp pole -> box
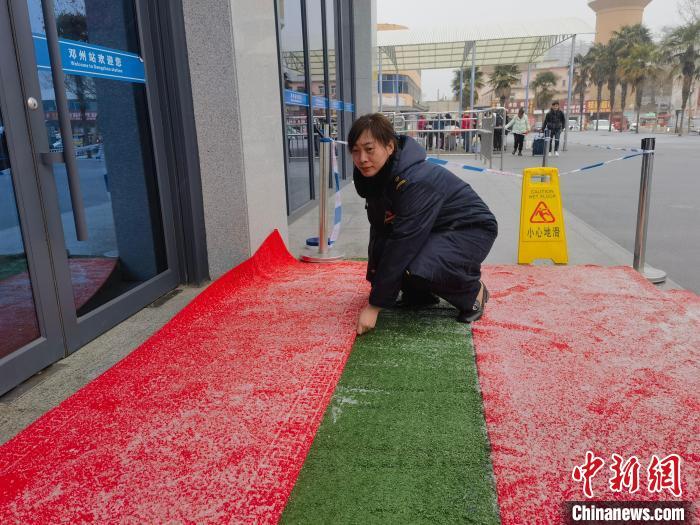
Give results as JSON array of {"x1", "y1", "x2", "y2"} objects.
[{"x1": 564, "y1": 34, "x2": 577, "y2": 152}]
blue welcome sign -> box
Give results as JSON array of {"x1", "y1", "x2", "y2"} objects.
[
  {"x1": 284, "y1": 89, "x2": 309, "y2": 106},
  {"x1": 312, "y1": 96, "x2": 329, "y2": 109},
  {"x1": 33, "y1": 34, "x2": 146, "y2": 84}
]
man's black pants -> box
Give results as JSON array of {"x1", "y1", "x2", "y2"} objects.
[
  {"x1": 548, "y1": 129, "x2": 562, "y2": 152},
  {"x1": 400, "y1": 225, "x2": 498, "y2": 311}
]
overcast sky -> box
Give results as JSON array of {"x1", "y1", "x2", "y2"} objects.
[{"x1": 377, "y1": 0, "x2": 688, "y2": 100}]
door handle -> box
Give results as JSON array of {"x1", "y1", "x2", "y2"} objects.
[{"x1": 39, "y1": 0, "x2": 88, "y2": 241}]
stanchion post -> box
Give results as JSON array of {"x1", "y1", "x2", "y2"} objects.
[
  {"x1": 489, "y1": 113, "x2": 494, "y2": 170},
  {"x1": 301, "y1": 124, "x2": 343, "y2": 263},
  {"x1": 542, "y1": 129, "x2": 550, "y2": 167},
  {"x1": 633, "y1": 138, "x2": 666, "y2": 283},
  {"x1": 563, "y1": 34, "x2": 576, "y2": 152},
  {"x1": 500, "y1": 107, "x2": 505, "y2": 172},
  {"x1": 318, "y1": 124, "x2": 330, "y2": 254},
  {"x1": 378, "y1": 47, "x2": 383, "y2": 113}
]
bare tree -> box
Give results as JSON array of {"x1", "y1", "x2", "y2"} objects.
[{"x1": 678, "y1": 0, "x2": 700, "y2": 24}]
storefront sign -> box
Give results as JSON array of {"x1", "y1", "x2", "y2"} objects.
[
  {"x1": 33, "y1": 34, "x2": 146, "y2": 84},
  {"x1": 586, "y1": 100, "x2": 611, "y2": 113}
]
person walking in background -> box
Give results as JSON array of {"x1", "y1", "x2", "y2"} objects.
[
  {"x1": 436, "y1": 114, "x2": 445, "y2": 150},
  {"x1": 428, "y1": 114, "x2": 438, "y2": 150},
  {"x1": 543, "y1": 101, "x2": 566, "y2": 156},
  {"x1": 505, "y1": 107, "x2": 530, "y2": 156},
  {"x1": 461, "y1": 112, "x2": 472, "y2": 153},
  {"x1": 417, "y1": 114, "x2": 427, "y2": 147},
  {"x1": 444, "y1": 113, "x2": 455, "y2": 151}
]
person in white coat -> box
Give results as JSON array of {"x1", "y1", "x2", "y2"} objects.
[{"x1": 505, "y1": 107, "x2": 530, "y2": 156}]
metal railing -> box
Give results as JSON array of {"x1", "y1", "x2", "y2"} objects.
[
  {"x1": 284, "y1": 115, "x2": 342, "y2": 160},
  {"x1": 383, "y1": 108, "x2": 508, "y2": 171}
]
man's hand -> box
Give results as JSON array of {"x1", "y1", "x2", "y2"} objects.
[{"x1": 356, "y1": 304, "x2": 382, "y2": 335}]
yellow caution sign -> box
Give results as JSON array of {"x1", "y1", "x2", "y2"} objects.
[{"x1": 518, "y1": 167, "x2": 568, "y2": 264}]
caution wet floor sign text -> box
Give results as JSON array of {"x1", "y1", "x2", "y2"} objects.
[{"x1": 518, "y1": 167, "x2": 568, "y2": 264}]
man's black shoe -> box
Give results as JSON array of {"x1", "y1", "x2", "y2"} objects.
[{"x1": 457, "y1": 282, "x2": 489, "y2": 323}]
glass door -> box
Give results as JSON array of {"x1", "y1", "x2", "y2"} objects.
[
  {"x1": 0, "y1": 1, "x2": 64, "y2": 395},
  {"x1": 0, "y1": 0, "x2": 180, "y2": 393},
  {"x1": 0, "y1": 111, "x2": 42, "y2": 359},
  {"x1": 17, "y1": 0, "x2": 180, "y2": 350}
]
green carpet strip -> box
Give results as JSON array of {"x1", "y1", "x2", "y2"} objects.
[{"x1": 281, "y1": 307, "x2": 500, "y2": 524}]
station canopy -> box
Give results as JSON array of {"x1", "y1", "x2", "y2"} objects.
[
  {"x1": 283, "y1": 18, "x2": 594, "y2": 82},
  {"x1": 375, "y1": 18, "x2": 595, "y2": 70}
]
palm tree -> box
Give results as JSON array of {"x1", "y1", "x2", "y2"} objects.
[
  {"x1": 489, "y1": 65, "x2": 520, "y2": 107},
  {"x1": 604, "y1": 38, "x2": 623, "y2": 131},
  {"x1": 619, "y1": 43, "x2": 659, "y2": 133},
  {"x1": 452, "y1": 67, "x2": 484, "y2": 108},
  {"x1": 661, "y1": 21, "x2": 700, "y2": 135},
  {"x1": 612, "y1": 25, "x2": 653, "y2": 132},
  {"x1": 531, "y1": 71, "x2": 559, "y2": 113},
  {"x1": 587, "y1": 43, "x2": 609, "y2": 130},
  {"x1": 574, "y1": 53, "x2": 592, "y2": 128}
]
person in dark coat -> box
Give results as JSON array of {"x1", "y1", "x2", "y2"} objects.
[
  {"x1": 543, "y1": 101, "x2": 566, "y2": 156},
  {"x1": 436, "y1": 113, "x2": 445, "y2": 150},
  {"x1": 348, "y1": 113, "x2": 498, "y2": 335},
  {"x1": 494, "y1": 112, "x2": 504, "y2": 151}
]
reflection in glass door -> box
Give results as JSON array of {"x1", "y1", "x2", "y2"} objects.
[
  {"x1": 0, "y1": 110, "x2": 41, "y2": 359},
  {"x1": 278, "y1": 0, "x2": 313, "y2": 213},
  {"x1": 27, "y1": 0, "x2": 168, "y2": 317},
  {"x1": 0, "y1": 0, "x2": 178, "y2": 393}
]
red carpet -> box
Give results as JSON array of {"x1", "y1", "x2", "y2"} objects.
[
  {"x1": 0, "y1": 231, "x2": 368, "y2": 523},
  {"x1": 473, "y1": 266, "x2": 700, "y2": 523},
  {"x1": 0, "y1": 258, "x2": 117, "y2": 359}
]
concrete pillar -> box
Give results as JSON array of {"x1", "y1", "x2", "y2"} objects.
[
  {"x1": 524, "y1": 63, "x2": 531, "y2": 113},
  {"x1": 353, "y1": 0, "x2": 376, "y2": 114},
  {"x1": 182, "y1": 0, "x2": 288, "y2": 278}
]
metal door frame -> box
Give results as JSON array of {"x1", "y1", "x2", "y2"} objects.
[
  {"x1": 0, "y1": 0, "x2": 64, "y2": 395},
  {"x1": 5, "y1": 0, "x2": 180, "y2": 355}
]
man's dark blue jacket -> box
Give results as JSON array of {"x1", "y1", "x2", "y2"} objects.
[{"x1": 355, "y1": 135, "x2": 497, "y2": 308}]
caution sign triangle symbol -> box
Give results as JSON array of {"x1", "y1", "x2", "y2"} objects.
[{"x1": 530, "y1": 201, "x2": 556, "y2": 223}]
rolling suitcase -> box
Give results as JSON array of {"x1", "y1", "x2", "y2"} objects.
[{"x1": 532, "y1": 136, "x2": 545, "y2": 156}]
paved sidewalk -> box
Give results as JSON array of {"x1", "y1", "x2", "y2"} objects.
[{"x1": 289, "y1": 149, "x2": 681, "y2": 292}]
